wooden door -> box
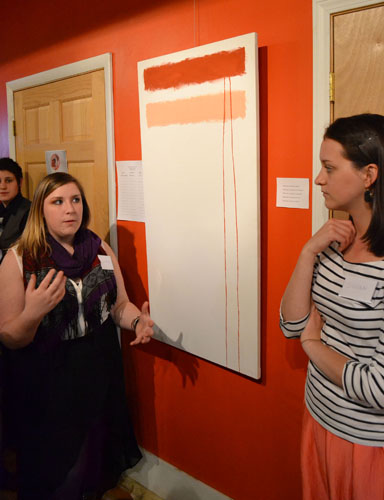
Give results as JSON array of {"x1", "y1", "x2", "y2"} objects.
[
  {"x1": 332, "y1": 3, "x2": 384, "y2": 119},
  {"x1": 330, "y1": 3, "x2": 384, "y2": 219},
  {"x1": 14, "y1": 69, "x2": 110, "y2": 241}
]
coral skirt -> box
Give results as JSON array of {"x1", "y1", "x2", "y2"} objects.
[{"x1": 301, "y1": 407, "x2": 384, "y2": 500}]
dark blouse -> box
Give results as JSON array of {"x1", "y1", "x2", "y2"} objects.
[{"x1": 0, "y1": 193, "x2": 30, "y2": 263}]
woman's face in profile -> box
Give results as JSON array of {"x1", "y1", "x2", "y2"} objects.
[
  {"x1": 315, "y1": 138, "x2": 367, "y2": 213},
  {"x1": 0, "y1": 170, "x2": 19, "y2": 207},
  {"x1": 51, "y1": 155, "x2": 60, "y2": 171}
]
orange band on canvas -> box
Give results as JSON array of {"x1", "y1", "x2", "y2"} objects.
[{"x1": 146, "y1": 91, "x2": 246, "y2": 127}]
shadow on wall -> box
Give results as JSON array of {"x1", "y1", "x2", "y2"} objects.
[
  {"x1": 113, "y1": 45, "x2": 270, "y2": 489},
  {"x1": 117, "y1": 225, "x2": 200, "y2": 464},
  {"x1": 0, "y1": 0, "x2": 183, "y2": 65},
  {"x1": 119, "y1": 46, "x2": 272, "y2": 452},
  {"x1": 257, "y1": 44, "x2": 308, "y2": 378},
  {"x1": 258, "y1": 45, "x2": 268, "y2": 387},
  {"x1": 117, "y1": 225, "x2": 148, "y2": 307}
]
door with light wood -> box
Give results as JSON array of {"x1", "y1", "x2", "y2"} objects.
[
  {"x1": 14, "y1": 69, "x2": 110, "y2": 241},
  {"x1": 332, "y1": 3, "x2": 384, "y2": 119},
  {"x1": 330, "y1": 3, "x2": 384, "y2": 219}
]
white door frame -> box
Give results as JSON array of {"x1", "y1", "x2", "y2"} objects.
[
  {"x1": 312, "y1": 0, "x2": 380, "y2": 233},
  {"x1": 6, "y1": 53, "x2": 118, "y2": 252}
]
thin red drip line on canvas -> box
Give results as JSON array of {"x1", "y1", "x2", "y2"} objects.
[
  {"x1": 222, "y1": 76, "x2": 228, "y2": 365},
  {"x1": 229, "y1": 76, "x2": 241, "y2": 371}
]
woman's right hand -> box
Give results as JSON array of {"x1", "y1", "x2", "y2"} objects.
[
  {"x1": 0, "y1": 252, "x2": 67, "y2": 348},
  {"x1": 303, "y1": 218, "x2": 355, "y2": 256},
  {"x1": 280, "y1": 218, "x2": 355, "y2": 323},
  {"x1": 24, "y1": 269, "x2": 66, "y2": 318}
]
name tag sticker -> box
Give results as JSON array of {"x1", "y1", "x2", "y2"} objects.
[
  {"x1": 339, "y1": 275, "x2": 377, "y2": 303},
  {"x1": 98, "y1": 255, "x2": 114, "y2": 271}
]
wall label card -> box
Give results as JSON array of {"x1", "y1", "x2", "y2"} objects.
[
  {"x1": 276, "y1": 177, "x2": 309, "y2": 209},
  {"x1": 116, "y1": 161, "x2": 145, "y2": 222}
]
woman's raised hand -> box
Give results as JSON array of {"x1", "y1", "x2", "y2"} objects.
[
  {"x1": 303, "y1": 218, "x2": 355, "y2": 256},
  {"x1": 24, "y1": 269, "x2": 66, "y2": 318},
  {"x1": 130, "y1": 301, "x2": 154, "y2": 346}
]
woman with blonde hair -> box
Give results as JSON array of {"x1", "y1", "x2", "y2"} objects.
[{"x1": 0, "y1": 172, "x2": 153, "y2": 500}]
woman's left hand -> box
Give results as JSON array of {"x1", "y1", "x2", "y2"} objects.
[
  {"x1": 301, "y1": 305, "x2": 323, "y2": 348},
  {"x1": 130, "y1": 301, "x2": 155, "y2": 346},
  {"x1": 300, "y1": 304, "x2": 346, "y2": 388}
]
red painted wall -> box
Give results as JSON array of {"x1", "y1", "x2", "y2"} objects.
[{"x1": 0, "y1": 0, "x2": 313, "y2": 498}]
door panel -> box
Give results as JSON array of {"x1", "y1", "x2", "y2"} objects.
[
  {"x1": 25, "y1": 106, "x2": 50, "y2": 144},
  {"x1": 27, "y1": 162, "x2": 48, "y2": 196},
  {"x1": 62, "y1": 97, "x2": 93, "y2": 141},
  {"x1": 330, "y1": 3, "x2": 384, "y2": 220},
  {"x1": 14, "y1": 69, "x2": 110, "y2": 241},
  {"x1": 333, "y1": 4, "x2": 384, "y2": 120}
]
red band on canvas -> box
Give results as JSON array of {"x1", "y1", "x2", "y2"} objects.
[{"x1": 144, "y1": 47, "x2": 246, "y2": 91}]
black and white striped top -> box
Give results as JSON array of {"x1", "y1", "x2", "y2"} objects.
[{"x1": 280, "y1": 244, "x2": 384, "y2": 446}]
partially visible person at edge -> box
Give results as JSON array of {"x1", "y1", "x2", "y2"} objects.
[
  {"x1": 0, "y1": 157, "x2": 30, "y2": 490},
  {"x1": 280, "y1": 114, "x2": 384, "y2": 500},
  {"x1": 0, "y1": 158, "x2": 31, "y2": 264},
  {"x1": 0, "y1": 172, "x2": 154, "y2": 500}
]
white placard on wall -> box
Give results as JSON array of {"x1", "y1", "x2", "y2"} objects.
[
  {"x1": 276, "y1": 177, "x2": 309, "y2": 209},
  {"x1": 116, "y1": 161, "x2": 145, "y2": 222}
]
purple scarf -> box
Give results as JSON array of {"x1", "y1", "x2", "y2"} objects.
[
  {"x1": 47, "y1": 229, "x2": 101, "y2": 279},
  {"x1": 23, "y1": 229, "x2": 117, "y2": 348}
]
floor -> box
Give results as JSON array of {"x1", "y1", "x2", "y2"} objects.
[
  {"x1": 0, "y1": 477, "x2": 162, "y2": 500},
  {"x1": 0, "y1": 491, "x2": 16, "y2": 500},
  {"x1": 104, "y1": 477, "x2": 163, "y2": 500},
  {"x1": 0, "y1": 446, "x2": 162, "y2": 500}
]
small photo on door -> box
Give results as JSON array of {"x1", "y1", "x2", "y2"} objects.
[{"x1": 45, "y1": 150, "x2": 68, "y2": 174}]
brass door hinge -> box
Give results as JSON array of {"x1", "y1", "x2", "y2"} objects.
[
  {"x1": 329, "y1": 72, "x2": 335, "y2": 102},
  {"x1": 12, "y1": 120, "x2": 16, "y2": 136}
]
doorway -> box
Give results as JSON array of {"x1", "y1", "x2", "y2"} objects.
[
  {"x1": 6, "y1": 53, "x2": 117, "y2": 249},
  {"x1": 312, "y1": 0, "x2": 384, "y2": 232}
]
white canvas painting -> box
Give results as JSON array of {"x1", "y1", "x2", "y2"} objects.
[{"x1": 138, "y1": 32, "x2": 260, "y2": 378}]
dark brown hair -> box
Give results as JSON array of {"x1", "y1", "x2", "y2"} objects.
[
  {"x1": 0, "y1": 157, "x2": 23, "y2": 187},
  {"x1": 324, "y1": 113, "x2": 384, "y2": 256}
]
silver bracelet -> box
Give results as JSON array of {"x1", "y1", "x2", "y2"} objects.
[{"x1": 131, "y1": 315, "x2": 140, "y2": 331}]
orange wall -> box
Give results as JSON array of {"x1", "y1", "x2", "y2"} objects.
[{"x1": 0, "y1": 0, "x2": 313, "y2": 498}]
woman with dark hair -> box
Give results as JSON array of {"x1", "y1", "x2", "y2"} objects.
[
  {"x1": 0, "y1": 172, "x2": 154, "y2": 500},
  {"x1": 280, "y1": 114, "x2": 384, "y2": 499},
  {"x1": 0, "y1": 157, "x2": 31, "y2": 264}
]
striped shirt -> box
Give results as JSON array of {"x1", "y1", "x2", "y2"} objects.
[{"x1": 280, "y1": 244, "x2": 384, "y2": 446}]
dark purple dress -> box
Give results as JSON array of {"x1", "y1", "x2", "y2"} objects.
[{"x1": 5, "y1": 235, "x2": 141, "y2": 500}]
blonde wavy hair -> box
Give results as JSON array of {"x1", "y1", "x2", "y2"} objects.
[{"x1": 17, "y1": 173, "x2": 90, "y2": 261}]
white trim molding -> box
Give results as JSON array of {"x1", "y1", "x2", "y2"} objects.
[
  {"x1": 6, "y1": 53, "x2": 118, "y2": 252},
  {"x1": 312, "y1": 0, "x2": 380, "y2": 233},
  {"x1": 124, "y1": 448, "x2": 233, "y2": 500}
]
